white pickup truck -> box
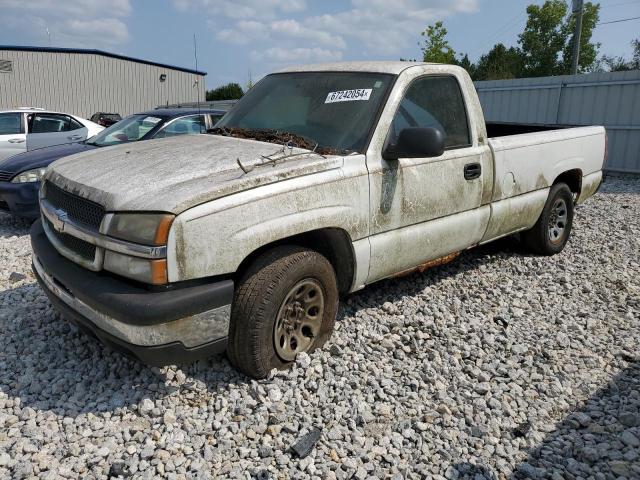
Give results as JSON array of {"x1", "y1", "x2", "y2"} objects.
[{"x1": 31, "y1": 62, "x2": 606, "y2": 378}]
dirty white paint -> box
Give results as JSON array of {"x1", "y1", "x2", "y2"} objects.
[
  {"x1": 480, "y1": 189, "x2": 550, "y2": 244},
  {"x1": 166, "y1": 155, "x2": 369, "y2": 282},
  {"x1": 489, "y1": 126, "x2": 606, "y2": 202},
  {"x1": 577, "y1": 171, "x2": 604, "y2": 204},
  {"x1": 368, "y1": 206, "x2": 491, "y2": 283},
  {"x1": 44, "y1": 62, "x2": 607, "y2": 291},
  {"x1": 46, "y1": 135, "x2": 343, "y2": 213}
]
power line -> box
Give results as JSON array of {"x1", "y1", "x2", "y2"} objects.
[
  {"x1": 598, "y1": 15, "x2": 640, "y2": 24},
  {"x1": 471, "y1": 12, "x2": 527, "y2": 57}
]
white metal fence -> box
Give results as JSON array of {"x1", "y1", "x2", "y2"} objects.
[{"x1": 475, "y1": 70, "x2": 640, "y2": 173}]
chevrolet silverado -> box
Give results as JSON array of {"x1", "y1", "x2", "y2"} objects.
[{"x1": 30, "y1": 62, "x2": 606, "y2": 379}]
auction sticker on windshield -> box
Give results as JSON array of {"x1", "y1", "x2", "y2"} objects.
[{"x1": 325, "y1": 89, "x2": 372, "y2": 104}]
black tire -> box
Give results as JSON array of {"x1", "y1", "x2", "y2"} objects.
[
  {"x1": 521, "y1": 182, "x2": 574, "y2": 255},
  {"x1": 227, "y1": 246, "x2": 338, "y2": 379}
]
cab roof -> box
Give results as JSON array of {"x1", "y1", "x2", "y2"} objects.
[{"x1": 278, "y1": 61, "x2": 441, "y2": 75}]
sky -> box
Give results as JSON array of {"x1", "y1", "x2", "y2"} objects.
[{"x1": 0, "y1": 0, "x2": 638, "y2": 90}]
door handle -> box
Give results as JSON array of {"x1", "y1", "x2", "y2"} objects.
[
  {"x1": 8, "y1": 138, "x2": 25, "y2": 144},
  {"x1": 67, "y1": 135, "x2": 83, "y2": 141},
  {"x1": 464, "y1": 162, "x2": 482, "y2": 180}
]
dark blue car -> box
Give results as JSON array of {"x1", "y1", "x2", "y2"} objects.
[{"x1": 0, "y1": 108, "x2": 225, "y2": 219}]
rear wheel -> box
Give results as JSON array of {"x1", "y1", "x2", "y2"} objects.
[
  {"x1": 521, "y1": 183, "x2": 574, "y2": 255},
  {"x1": 227, "y1": 246, "x2": 338, "y2": 379}
]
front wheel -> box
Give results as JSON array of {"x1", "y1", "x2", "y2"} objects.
[
  {"x1": 227, "y1": 246, "x2": 338, "y2": 379},
  {"x1": 521, "y1": 182, "x2": 574, "y2": 255}
]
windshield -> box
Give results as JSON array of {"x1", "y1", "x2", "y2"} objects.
[
  {"x1": 214, "y1": 72, "x2": 394, "y2": 154},
  {"x1": 86, "y1": 115, "x2": 165, "y2": 147}
]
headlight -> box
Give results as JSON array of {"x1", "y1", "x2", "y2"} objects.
[
  {"x1": 104, "y1": 251, "x2": 168, "y2": 285},
  {"x1": 107, "y1": 213, "x2": 174, "y2": 246},
  {"x1": 11, "y1": 168, "x2": 47, "y2": 183}
]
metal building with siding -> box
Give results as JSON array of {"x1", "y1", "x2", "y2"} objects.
[
  {"x1": 0, "y1": 46, "x2": 206, "y2": 119},
  {"x1": 475, "y1": 70, "x2": 640, "y2": 173}
]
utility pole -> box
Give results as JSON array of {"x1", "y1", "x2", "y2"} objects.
[{"x1": 571, "y1": 0, "x2": 584, "y2": 75}]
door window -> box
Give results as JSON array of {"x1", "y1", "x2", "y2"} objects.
[
  {"x1": 29, "y1": 113, "x2": 73, "y2": 133},
  {"x1": 69, "y1": 117, "x2": 84, "y2": 131},
  {"x1": 0, "y1": 113, "x2": 23, "y2": 135},
  {"x1": 154, "y1": 115, "x2": 205, "y2": 138},
  {"x1": 209, "y1": 113, "x2": 224, "y2": 126},
  {"x1": 390, "y1": 76, "x2": 471, "y2": 150}
]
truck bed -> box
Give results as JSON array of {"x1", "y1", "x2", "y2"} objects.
[
  {"x1": 486, "y1": 121, "x2": 572, "y2": 138},
  {"x1": 487, "y1": 124, "x2": 605, "y2": 201},
  {"x1": 480, "y1": 124, "x2": 606, "y2": 243}
]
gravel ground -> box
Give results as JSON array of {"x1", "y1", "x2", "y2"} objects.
[{"x1": 0, "y1": 176, "x2": 638, "y2": 480}]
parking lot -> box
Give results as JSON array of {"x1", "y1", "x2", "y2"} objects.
[{"x1": 0, "y1": 176, "x2": 638, "y2": 479}]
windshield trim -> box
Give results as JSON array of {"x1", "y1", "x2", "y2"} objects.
[
  {"x1": 357, "y1": 72, "x2": 399, "y2": 155},
  {"x1": 218, "y1": 71, "x2": 398, "y2": 154}
]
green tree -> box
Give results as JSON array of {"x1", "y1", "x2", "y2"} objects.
[
  {"x1": 519, "y1": 1, "x2": 601, "y2": 76},
  {"x1": 421, "y1": 22, "x2": 456, "y2": 64},
  {"x1": 560, "y1": 2, "x2": 601, "y2": 73},
  {"x1": 598, "y1": 38, "x2": 640, "y2": 72},
  {"x1": 599, "y1": 55, "x2": 633, "y2": 72},
  {"x1": 519, "y1": 0, "x2": 568, "y2": 77},
  {"x1": 474, "y1": 44, "x2": 525, "y2": 80},
  {"x1": 455, "y1": 54, "x2": 477, "y2": 79},
  {"x1": 206, "y1": 82, "x2": 244, "y2": 101}
]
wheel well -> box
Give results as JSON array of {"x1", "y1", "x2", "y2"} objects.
[
  {"x1": 553, "y1": 169, "x2": 582, "y2": 195},
  {"x1": 235, "y1": 228, "x2": 356, "y2": 294}
]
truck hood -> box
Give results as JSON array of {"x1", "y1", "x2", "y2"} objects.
[{"x1": 46, "y1": 134, "x2": 344, "y2": 213}]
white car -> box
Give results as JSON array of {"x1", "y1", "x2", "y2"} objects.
[{"x1": 0, "y1": 108, "x2": 104, "y2": 162}]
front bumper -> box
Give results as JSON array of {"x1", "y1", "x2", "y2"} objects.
[
  {"x1": 30, "y1": 220, "x2": 234, "y2": 366},
  {"x1": 0, "y1": 181, "x2": 40, "y2": 219}
]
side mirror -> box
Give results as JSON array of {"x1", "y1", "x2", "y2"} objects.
[{"x1": 383, "y1": 127, "x2": 446, "y2": 160}]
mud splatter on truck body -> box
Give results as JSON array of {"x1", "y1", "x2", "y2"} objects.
[{"x1": 32, "y1": 61, "x2": 606, "y2": 374}]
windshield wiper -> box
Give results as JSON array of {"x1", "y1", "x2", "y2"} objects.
[
  {"x1": 208, "y1": 127, "x2": 340, "y2": 156},
  {"x1": 238, "y1": 141, "x2": 330, "y2": 174}
]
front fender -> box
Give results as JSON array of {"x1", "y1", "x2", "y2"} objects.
[{"x1": 166, "y1": 157, "x2": 370, "y2": 282}]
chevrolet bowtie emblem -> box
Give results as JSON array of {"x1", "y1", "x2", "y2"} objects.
[{"x1": 51, "y1": 208, "x2": 68, "y2": 232}]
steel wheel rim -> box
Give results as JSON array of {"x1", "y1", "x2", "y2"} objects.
[
  {"x1": 274, "y1": 278, "x2": 325, "y2": 362},
  {"x1": 548, "y1": 198, "x2": 568, "y2": 244}
]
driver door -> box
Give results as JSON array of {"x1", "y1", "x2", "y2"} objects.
[{"x1": 366, "y1": 75, "x2": 492, "y2": 282}]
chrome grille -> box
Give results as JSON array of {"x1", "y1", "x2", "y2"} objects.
[
  {"x1": 44, "y1": 181, "x2": 105, "y2": 229},
  {"x1": 0, "y1": 171, "x2": 13, "y2": 182},
  {"x1": 44, "y1": 217, "x2": 96, "y2": 261}
]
